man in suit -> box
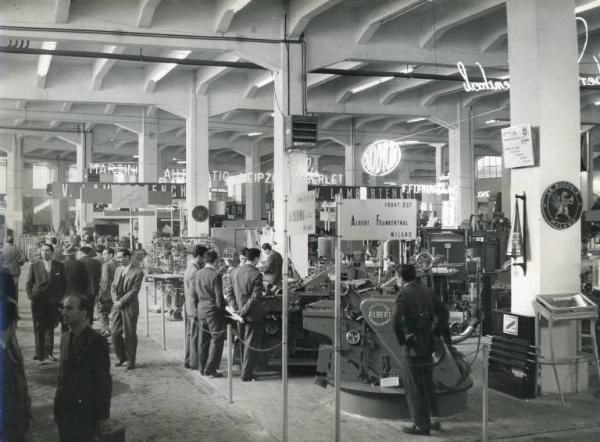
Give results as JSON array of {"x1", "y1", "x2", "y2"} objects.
[
  {"x1": 111, "y1": 248, "x2": 144, "y2": 370},
  {"x1": 261, "y1": 243, "x2": 283, "y2": 287},
  {"x1": 63, "y1": 245, "x2": 89, "y2": 296},
  {"x1": 392, "y1": 264, "x2": 445, "y2": 436},
  {"x1": 193, "y1": 250, "x2": 225, "y2": 377},
  {"x1": 183, "y1": 245, "x2": 207, "y2": 370},
  {"x1": 231, "y1": 248, "x2": 266, "y2": 381},
  {"x1": 98, "y1": 247, "x2": 118, "y2": 337},
  {"x1": 26, "y1": 242, "x2": 66, "y2": 362},
  {"x1": 54, "y1": 293, "x2": 111, "y2": 442},
  {"x1": 79, "y1": 246, "x2": 102, "y2": 323},
  {"x1": 2, "y1": 235, "x2": 26, "y2": 300}
]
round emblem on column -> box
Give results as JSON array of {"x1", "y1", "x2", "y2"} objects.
[
  {"x1": 540, "y1": 181, "x2": 582, "y2": 230},
  {"x1": 191, "y1": 205, "x2": 209, "y2": 222}
]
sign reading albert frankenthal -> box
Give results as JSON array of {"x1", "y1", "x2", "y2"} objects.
[
  {"x1": 339, "y1": 199, "x2": 417, "y2": 240},
  {"x1": 541, "y1": 181, "x2": 583, "y2": 230}
]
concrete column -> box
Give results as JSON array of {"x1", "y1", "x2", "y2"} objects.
[
  {"x1": 138, "y1": 114, "x2": 159, "y2": 247},
  {"x1": 76, "y1": 132, "x2": 93, "y2": 233},
  {"x1": 397, "y1": 161, "x2": 410, "y2": 185},
  {"x1": 6, "y1": 136, "x2": 24, "y2": 240},
  {"x1": 245, "y1": 144, "x2": 261, "y2": 220},
  {"x1": 186, "y1": 91, "x2": 210, "y2": 236},
  {"x1": 344, "y1": 119, "x2": 361, "y2": 186},
  {"x1": 51, "y1": 160, "x2": 70, "y2": 233},
  {"x1": 273, "y1": 43, "x2": 308, "y2": 277},
  {"x1": 448, "y1": 104, "x2": 475, "y2": 226},
  {"x1": 507, "y1": 0, "x2": 582, "y2": 393},
  {"x1": 435, "y1": 144, "x2": 444, "y2": 182}
]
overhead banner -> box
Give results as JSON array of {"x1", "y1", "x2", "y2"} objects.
[
  {"x1": 112, "y1": 185, "x2": 148, "y2": 209},
  {"x1": 47, "y1": 182, "x2": 185, "y2": 200},
  {"x1": 287, "y1": 190, "x2": 316, "y2": 236},
  {"x1": 309, "y1": 185, "x2": 422, "y2": 202},
  {"x1": 339, "y1": 199, "x2": 418, "y2": 241}
]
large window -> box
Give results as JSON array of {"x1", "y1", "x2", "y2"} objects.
[
  {"x1": 32, "y1": 164, "x2": 53, "y2": 189},
  {"x1": 477, "y1": 156, "x2": 502, "y2": 179}
]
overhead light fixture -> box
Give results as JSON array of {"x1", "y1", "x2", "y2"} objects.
[
  {"x1": 397, "y1": 140, "x2": 420, "y2": 145},
  {"x1": 176, "y1": 160, "x2": 186, "y2": 164},
  {"x1": 248, "y1": 132, "x2": 263, "y2": 136},
  {"x1": 485, "y1": 119, "x2": 499, "y2": 124},
  {"x1": 37, "y1": 41, "x2": 57, "y2": 77},
  {"x1": 150, "y1": 50, "x2": 191, "y2": 83},
  {"x1": 379, "y1": 0, "x2": 433, "y2": 24},
  {"x1": 576, "y1": 0, "x2": 600, "y2": 13},
  {"x1": 133, "y1": 154, "x2": 139, "y2": 158},
  {"x1": 595, "y1": 100, "x2": 600, "y2": 105},
  {"x1": 351, "y1": 77, "x2": 393, "y2": 94},
  {"x1": 406, "y1": 117, "x2": 426, "y2": 123}
]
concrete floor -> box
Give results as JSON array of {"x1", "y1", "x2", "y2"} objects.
[{"x1": 15, "y1": 270, "x2": 600, "y2": 441}]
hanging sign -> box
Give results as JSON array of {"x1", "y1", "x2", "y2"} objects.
[
  {"x1": 112, "y1": 185, "x2": 148, "y2": 209},
  {"x1": 287, "y1": 190, "x2": 316, "y2": 236},
  {"x1": 47, "y1": 182, "x2": 186, "y2": 199},
  {"x1": 361, "y1": 140, "x2": 402, "y2": 176},
  {"x1": 501, "y1": 124, "x2": 535, "y2": 168},
  {"x1": 541, "y1": 181, "x2": 583, "y2": 230},
  {"x1": 339, "y1": 199, "x2": 417, "y2": 240}
]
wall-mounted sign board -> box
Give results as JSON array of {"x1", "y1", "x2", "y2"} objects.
[
  {"x1": 501, "y1": 124, "x2": 535, "y2": 169},
  {"x1": 338, "y1": 199, "x2": 417, "y2": 240},
  {"x1": 287, "y1": 190, "x2": 316, "y2": 236}
]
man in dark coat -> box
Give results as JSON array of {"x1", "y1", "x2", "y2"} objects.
[
  {"x1": 111, "y1": 248, "x2": 144, "y2": 369},
  {"x1": 231, "y1": 248, "x2": 265, "y2": 381},
  {"x1": 192, "y1": 250, "x2": 225, "y2": 377},
  {"x1": 26, "y1": 243, "x2": 66, "y2": 362},
  {"x1": 98, "y1": 247, "x2": 118, "y2": 336},
  {"x1": 261, "y1": 243, "x2": 283, "y2": 287},
  {"x1": 79, "y1": 245, "x2": 102, "y2": 323},
  {"x1": 392, "y1": 264, "x2": 445, "y2": 436},
  {"x1": 183, "y1": 245, "x2": 206, "y2": 370},
  {"x1": 2, "y1": 235, "x2": 26, "y2": 300},
  {"x1": 63, "y1": 245, "x2": 89, "y2": 296},
  {"x1": 54, "y1": 293, "x2": 111, "y2": 442}
]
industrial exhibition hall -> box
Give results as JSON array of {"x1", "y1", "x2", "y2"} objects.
[{"x1": 2, "y1": 0, "x2": 600, "y2": 441}]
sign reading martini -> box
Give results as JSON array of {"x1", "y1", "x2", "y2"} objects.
[{"x1": 339, "y1": 199, "x2": 417, "y2": 240}]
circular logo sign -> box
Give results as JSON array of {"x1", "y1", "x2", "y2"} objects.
[
  {"x1": 367, "y1": 302, "x2": 393, "y2": 328},
  {"x1": 192, "y1": 205, "x2": 209, "y2": 222},
  {"x1": 361, "y1": 140, "x2": 401, "y2": 176},
  {"x1": 541, "y1": 181, "x2": 582, "y2": 230}
]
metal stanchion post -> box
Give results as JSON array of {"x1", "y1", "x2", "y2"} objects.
[
  {"x1": 334, "y1": 194, "x2": 342, "y2": 442},
  {"x1": 483, "y1": 341, "x2": 489, "y2": 442},
  {"x1": 182, "y1": 303, "x2": 186, "y2": 359},
  {"x1": 227, "y1": 324, "x2": 233, "y2": 404},
  {"x1": 145, "y1": 283, "x2": 149, "y2": 337},
  {"x1": 282, "y1": 195, "x2": 289, "y2": 442},
  {"x1": 161, "y1": 284, "x2": 166, "y2": 350}
]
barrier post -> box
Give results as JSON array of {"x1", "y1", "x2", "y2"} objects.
[
  {"x1": 145, "y1": 283, "x2": 149, "y2": 337},
  {"x1": 282, "y1": 195, "x2": 289, "y2": 442},
  {"x1": 161, "y1": 284, "x2": 166, "y2": 350},
  {"x1": 483, "y1": 341, "x2": 490, "y2": 442},
  {"x1": 334, "y1": 194, "x2": 342, "y2": 442},
  {"x1": 227, "y1": 324, "x2": 233, "y2": 404}
]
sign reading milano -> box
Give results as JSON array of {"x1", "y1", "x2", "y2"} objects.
[{"x1": 339, "y1": 199, "x2": 418, "y2": 240}]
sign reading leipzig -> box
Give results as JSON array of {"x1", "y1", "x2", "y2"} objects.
[{"x1": 339, "y1": 199, "x2": 417, "y2": 240}]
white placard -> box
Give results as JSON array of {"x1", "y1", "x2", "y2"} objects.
[
  {"x1": 380, "y1": 376, "x2": 400, "y2": 388},
  {"x1": 112, "y1": 185, "x2": 148, "y2": 209},
  {"x1": 287, "y1": 190, "x2": 316, "y2": 236},
  {"x1": 503, "y1": 313, "x2": 519, "y2": 336},
  {"x1": 339, "y1": 199, "x2": 417, "y2": 240},
  {"x1": 501, "y1": 124, "x2": 535, "y2": 169}
]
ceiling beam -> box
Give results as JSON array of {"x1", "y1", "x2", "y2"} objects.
[
  {"x1": 92, "y1": 45, "x2": 126, "y2": 90},
  {"x1": 36, "y1": 41, "x2": 57, "y2": 89},
  {"x1": 145, "y1": 49, "x2": 191, "y2": 93},
  {"x1": 287, "y1": 0, "x2": 344, "y2": 38},
  {"x1": 136, "y1": 0, "x2": 162, "y2": 28},
  {"x1": 195, "y1": 52, "x2": 240, "y2": 94},
  {"x1": 214, "y1": 0, "x2": 252, "y2": 33},
  {"x1": 356, "y1": 0, "x2": 430, "y2": 44},
  {"x1": 379, "y1": 67, "x2": 457, "y2": 105},
  {"x1": 54, "y1": 0, "x2": 71, "y2": 23},
  {"x1": 307, "y1": 61, "x2": 364, "y2": 90}
]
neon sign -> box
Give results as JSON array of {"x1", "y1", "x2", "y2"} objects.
[
  {"x1": 361, "y1": 140, "x2": 402, "y2": 176},
  {"x1": 306, "y1": 157, "x2": 343, "y2": 185},
  {"x1": 88, "y1": 162, "x2": 138, "y2": 176}
]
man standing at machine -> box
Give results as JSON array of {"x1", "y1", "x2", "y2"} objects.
[
  {"x1": 183, "y1": 245, "x2": 207, "y2": 370},
  {"x1": 261, "y1": 243, "x2": 282, "y2": 287},
  {"x1": 231, "y1": 248, "x2": 265, "y2": 381},
  {"x1": 111, "y1": 248, "x2": 144, "y2": 370},
  {"x1": 193, "y1": 250, "x2": 225, "y2": 377},
  {"x1": 392, "y1": 264, "x2": 440, "y2": 436}
]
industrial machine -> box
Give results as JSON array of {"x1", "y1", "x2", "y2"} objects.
[{"x1": 303, "y1": 286, "x2": 473, "y2": 419}]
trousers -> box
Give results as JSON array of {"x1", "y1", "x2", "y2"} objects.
[
  {"x1": 32, "y1": 302, "x2": 58, "y2": 360},
  {"x1": 402, "y1": 354, "x2": 436, "y2": 431},
  {"x1": 111, "y1": 306, "x2": 138, "y2": 366},
  {"x1": 198, "y1": 313, "x2": 225, "y2": 374},
  {"x1": 184, "y1": 315, "x2": 200, "y2": 369},
  {"x1": 239, "y1": 321, "x2": 263, "y2": 379}
]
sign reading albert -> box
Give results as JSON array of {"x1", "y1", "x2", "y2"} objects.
[
  {"x1": 339, "y1": 199, "x2": 417, "y2": 240},
  {"x1": 541, "y1": 181, "x2": 583, "y2": 230}
]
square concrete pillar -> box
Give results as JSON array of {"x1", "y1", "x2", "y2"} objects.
[{"x1": 138, "y1": 113, "x2": 159, "y2": 247}]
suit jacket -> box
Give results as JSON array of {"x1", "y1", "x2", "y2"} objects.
[
  {"x1": 193, "y1": 265, "x2": 225, "y2": 319},
  {"x1": 99, "y1": 259, "x2": 118, "y2": 302},
  {"x1": 25, "y1": 259, "x2": 66, "y2": 305},
  {"x1": 111, "y1": 265, "x2": 144, "y2": 316},
  {"x1": 79, "y1": 256, "x2": 102, "y2": 299},
  {"x1": 64, "y1": 258, "x2": 89, "y2": 296},
  {"x1": 54, "y1": 327, "x2": 111, "y2": 424},
  {"x1": 231, "y1": 264, "x2": 265, "y2": 322},
  {"x1": 183, "y1": 261, "x2": 202, "y2": 316},
  {"x1": 262, "y1": 250, "x2": 283, "y2": 286},
  {"x1": 2, "y1": 243, "x2": 26, "y2": 276}
]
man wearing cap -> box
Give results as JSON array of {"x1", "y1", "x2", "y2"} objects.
[
  {"x1": 183, "y1": 245, "x2": 207, "y2": 370},
  {"x1": 79, "y1": 245, "x2": 102, "y2": 323},
  {"x1": 26, "y1": 243, "x2": 66, "y2": 362},
  {"x1": 2, "y1": 235, "x2": 26, "y2": 301},
  {"x1": 63, "y1": 245, "x2": 89, "y2": 297}
]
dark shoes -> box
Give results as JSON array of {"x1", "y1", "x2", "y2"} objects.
[
  {"x1": 241, "y1": 376, "x2": 256, "y2": 382},
  {"x1": 205, "y1": 371, "x2": 223, "y2": 378},
  {"x1": 115, "y1": 360, "x2": 127, "y2": 367},
  {"x1": 126, "y1": 364, "x2": 135, "y2": 370},
  {"x1": 431, "y1": 421, "x2": 441, "y2": 431},
  {"x1": 402, "y1": 426, "x2": 430, "y2": 436}
]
